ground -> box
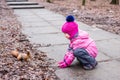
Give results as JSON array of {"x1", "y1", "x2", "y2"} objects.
[
  {"x1": 0, "y1": 0, "x2": 120, "y2": 80},
  {"x1": 29, "y1": 0, "x2": 120, "y2": 35},
  {"x1": 0, "y1": 0, "x2": 58, "y2": 80}
]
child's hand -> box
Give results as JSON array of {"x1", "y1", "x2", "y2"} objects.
[{"x1": 58, "y1": 61, "x2": 67, "y2": 68}]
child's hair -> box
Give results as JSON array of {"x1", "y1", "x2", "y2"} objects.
[{"x1": 62, "y1": 15, "x2": 78, "y2": 39}]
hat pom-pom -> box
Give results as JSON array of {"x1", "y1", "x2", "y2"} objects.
[{"x1": 66, "y1": 15, "x2": 75, "y2": 22}]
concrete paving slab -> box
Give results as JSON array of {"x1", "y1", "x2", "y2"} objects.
[
  {"x1": 22, "y1": 26, "x2": 60, "y2": 35},
  {"x1": 22, "y1": 9, "x2": 65, "y2": 21},
  {"x1": 55, "y1": 66, "x2": 84, "y2": 80},
  {"x1": 81, "y1": 60, "x2": 120, "y2": 80},
  {"x1": 22, "y1": 18, "x2": 44, "y2": 22},
  {"x1": 77, "y1": 22, "x2": 94, "y2": 31},
  {"x1": 22, "y1": 19, "x2": 47, "y2": 23},
  {"x1": 17, "y1": 15, "x2": 41, "y2": 18},
  {"x1": 48, "y1": 20, "x2": 65, "y2": 28},
  {"x1": 39, "y1": 45, "x2": 68, "y2": 61},
  {"x1": 16, "y1": 16, "x2": 44, "y2": 22},
  {"x1": 15, "y1": 13, "x2": 35, "y2": 16},
  {"x1": 21, "y1": 21, "x2": 52, "y2": 27},
  {"x1": 96, "y1": 51, "x2": 111, "y2": 62},
  {"x1": 38, "y1": 14, "x2": 65, "y2": 21},
  {"x1": 30, "y1": 9, "x2": 56, "y2": 15},
  {"x1": 87, "y1": 28, "x2": 120, "y2": 41},
  {"x1": 14, "y1": 9, "x2": 31, "y2": 14},
  {"x1": 26, "y1": 33, "x2": 69, "y2": 45},
  {"x1": 14, "y1": 9, "x2": 42, "y2": 17},
  {"x1": 55, "y1": 60, "x2": 120, "y2": 80},
  {"x1": 96, "y1": 38, "x2": 120, "y2": 58}
]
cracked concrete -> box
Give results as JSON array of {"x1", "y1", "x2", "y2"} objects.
[{"x1": 13, "y1": 8, "x2": 120, "y2": 80}]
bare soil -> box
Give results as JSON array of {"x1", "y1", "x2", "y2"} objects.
[
  {"x1": 0, "y1": 0, "x2": 58, "y2": 80},
  {"x1": 29, "y1": 0, "x2": 120, "y2": 35}
]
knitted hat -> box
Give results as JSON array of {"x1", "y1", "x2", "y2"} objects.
[{"x1": 62, "y1": 15, "x2": 78, "y2": 39}]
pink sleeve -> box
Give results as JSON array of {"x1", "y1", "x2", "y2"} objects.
[{"x1": 58, "y1": 51, "x2": 75, "y2": 68}]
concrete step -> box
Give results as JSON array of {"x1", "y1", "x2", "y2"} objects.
[
  {"x1": 7, "y1": 2, "x2": 38, "y2": 5},
  {"x1": 9, "y1": 5, "x2": 44, "y2": 9},
  {"x1": 6, "y1": 0, "x2": 28, "y2": 2}
]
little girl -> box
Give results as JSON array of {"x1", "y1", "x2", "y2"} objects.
[{"x1": 58, "y1": 15, "x2": 98, "y2": 70}]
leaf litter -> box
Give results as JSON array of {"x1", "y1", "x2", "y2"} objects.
[{"x1": 0, "y1": 0, "x2": 59, "y2": 80}]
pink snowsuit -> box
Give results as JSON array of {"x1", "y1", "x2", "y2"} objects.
[{"x1": 58, "y1": 30, "x2": 98, "y2": 68}]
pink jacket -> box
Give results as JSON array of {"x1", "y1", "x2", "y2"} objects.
[{"x1": 58, "y1": 30, "x2": 98, "y2": 68}]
